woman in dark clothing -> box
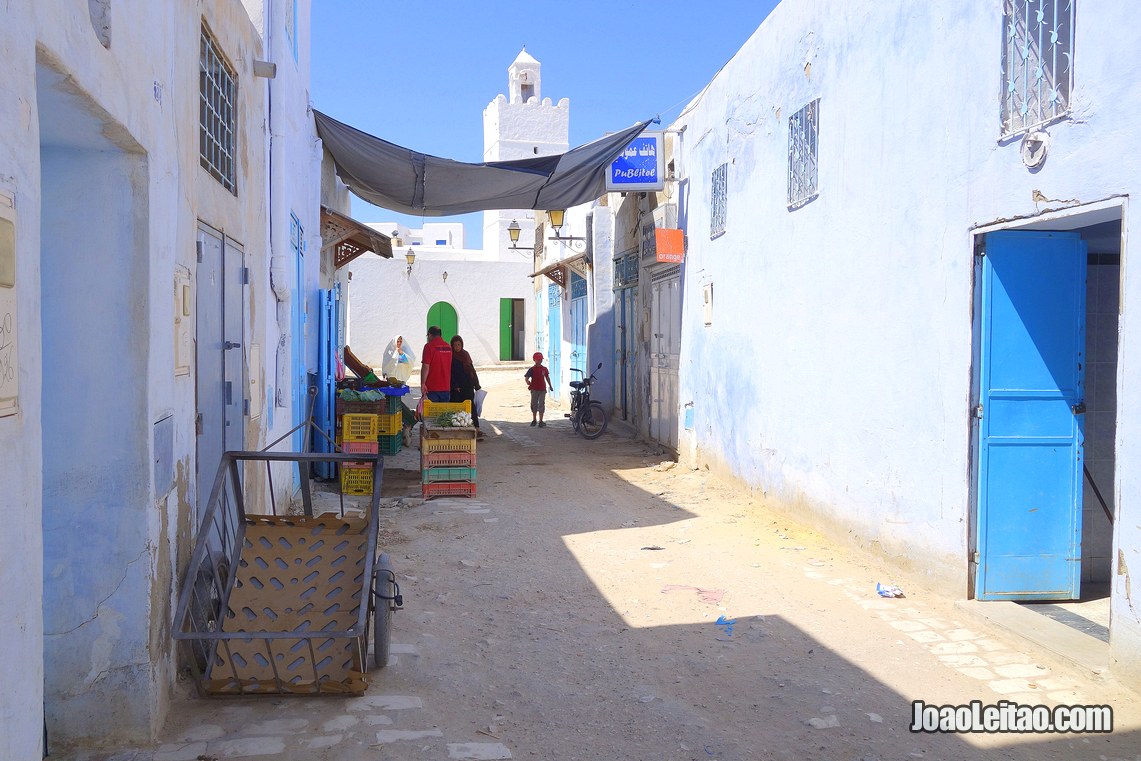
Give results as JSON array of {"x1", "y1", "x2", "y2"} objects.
[{"x1": 450, "y1": 335, "x2": 483, "y2": 439}]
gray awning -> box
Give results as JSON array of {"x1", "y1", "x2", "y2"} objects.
[{"x1": 314, "y1": 110, "x2": 651, "y2": 217}]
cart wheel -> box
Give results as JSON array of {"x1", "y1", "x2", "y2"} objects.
[{"x1": 373, "y1": 553, "x2": 396, "y2": 669}]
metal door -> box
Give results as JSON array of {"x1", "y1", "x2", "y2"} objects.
[
  {"x1": 649, "y1": 267, "x2": 681, "y2": 450},
  {"x1": 196, "y1": 225, "x2": 244, "y2": 524},
  {"x1": 974, "y1": 230, "x2": 1086, "y2": 600},
  {"x1": 547, "y1": 283, "x2": 562, "y2": 402},
  {"x1": 614, "y1": 289, "x2": 628, "y2": 419},
  {"x1": 569, "y1": 274, "x2": 588, "y2": 379}
]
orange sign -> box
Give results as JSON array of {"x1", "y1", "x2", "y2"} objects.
[{"x1": 655, "y1": 228, "x2": 685, "y2": 263}]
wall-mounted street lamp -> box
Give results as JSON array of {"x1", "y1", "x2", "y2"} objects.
[
  {"x1": 546, "y1": 209, "x2": 584, "y2": 242},
  {"x1": 442, "y1": 271, "x2": 448, "y2": 283},
  {"x1": 507, "y1": 219, "x2": 528, "y2": 250},
  {"x1": 404, "y1": 249, "x2": 415, "y2": 276}
]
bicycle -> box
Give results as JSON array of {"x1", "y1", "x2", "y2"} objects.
[{"x1": 566, "y1": 362, "x2": 609, "y2": 439}]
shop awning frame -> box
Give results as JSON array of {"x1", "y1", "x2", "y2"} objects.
[
  {"x1": 530, "y1": 253, "x2": 589, "y2": 290},
  {"x1": 320, "y1": 206, "x2": 392, "y2": 269}
]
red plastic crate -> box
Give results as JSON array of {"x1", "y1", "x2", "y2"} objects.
[
  {"x1": 421, "y1": 481, "x2": 477, "y2": 499},
  {"x1": 421, "y1": 452, "x2": 476, "y2": 469},
  {"x1": 341, "y1": 441, "x2": 378, "y2": 455}
]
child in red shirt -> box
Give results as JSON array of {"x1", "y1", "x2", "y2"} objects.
[{"x1": 524, "y1": 352, "x2": 554, "y2": 427}]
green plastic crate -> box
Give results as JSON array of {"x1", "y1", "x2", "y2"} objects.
[{"x1": 421, "y1": 466, "x2": 477, "y2": 483}]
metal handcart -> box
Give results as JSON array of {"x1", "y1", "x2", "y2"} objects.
[{"x1": 173, "y1": 398, "x2": 402, "y2": 696}]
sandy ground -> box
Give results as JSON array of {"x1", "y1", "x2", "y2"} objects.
[{"x1": 65, "y1": 367, "x2": 1141, "y2": 761}]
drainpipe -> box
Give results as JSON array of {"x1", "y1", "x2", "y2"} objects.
[{"x1": 264, "y1": 0, "x2": 293, "y2": 409}]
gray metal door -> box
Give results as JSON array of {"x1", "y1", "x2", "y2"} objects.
[
  {"x1": 649, "y1": 266, "x2": 681, "y2": 450},
  {"x1": 196, "y1": 225, "x2": 245, "y2": 524}
]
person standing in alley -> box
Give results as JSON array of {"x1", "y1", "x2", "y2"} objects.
[
  {"x1": 450, "y1": 335, "x2": 483, "y2": 440},
  {"x1": 420, "y1": 326, "x2": 453, "y2": 403},
  {"x1": 524, "y1": 351, "x2": 553, "y2": 427}
]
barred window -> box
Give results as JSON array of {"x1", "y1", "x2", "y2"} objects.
[
  {"x1": 200, "y1": 24, "x2": 237, "y2": 194},
  {"x1": 1001, "y1": 0, "x2": 1074, "y2": 135},
  {"x1": 788, "y1": 99, "x2": 819, "y2": 209},
  {"x1": 710, "y1": 163, "x2": 727, "y2": 239}
]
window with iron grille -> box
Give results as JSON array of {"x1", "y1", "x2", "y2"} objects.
[
  {"x1": 1001, "y1": 0, "x2": 1074, "y2": 135},
  {"x1": 710, "y1": 163, "x2": 727, "y2": 239},
  {"x1": 613, "y1": 251, "x2": 639, "y2": 289},
  {"x1": 787, "y1": 99, "x2": 819, "y2": 209},
  {"x1": 570, "y1": 273, "x2": 587, "y2": 300},
  {"x1": 200, "y1": 24, "x2": 237, "y2": 194}
]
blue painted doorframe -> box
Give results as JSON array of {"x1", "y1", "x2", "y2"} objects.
[
  {"x1": 547, "y1": 283, "x2": 562, "y2": 402},
  {"x1": 569, "y1": 274, "x2": 588, "y2": 380},
  {"x1": 974, "y1": 230, "x2": 1087, "y2": 600}
]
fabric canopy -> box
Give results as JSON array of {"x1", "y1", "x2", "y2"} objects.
[{"x1": 314, "y1": 110, "x2": 651, "y2": 216}]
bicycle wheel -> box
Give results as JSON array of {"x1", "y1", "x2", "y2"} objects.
[
  {"x1": 372, "y1": 554, "x2": 395, "y2": 669},
  {"x1": 578, "y1": 402, "x2": 608, "y2": 439},
  {"x1": 570, "y1": 400, "x2": 581, "y2": 432}
]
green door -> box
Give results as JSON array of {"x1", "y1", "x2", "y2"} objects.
[
  {"x1": 499, "y1": 298, "x2": 513, "y2": 360},
  {"x1": 427, "y1": 301, "x2": 458, "y2": 342}
]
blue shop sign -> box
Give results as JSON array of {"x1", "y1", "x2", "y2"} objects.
[{"x1": 606, "y1": 132, "x2": 665, "y2": 193}]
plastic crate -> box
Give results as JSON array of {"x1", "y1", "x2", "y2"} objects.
[
  {"x1": 421, "y1": 452, "x2": 476, "y2": 469},
  {"x1": 378, "y1": 432, "x2": 403, "y2": 455},
  {"x1": 340, "y1": 465, "x2": 374, "y2": 496},
  {"x1": 342, "y1": 413, "x2": 379, "y2": 442},
  {"x1": 422, "y1": 481, "x2": 477, "y2": 499},
  {"x1": 340, "y1": 441, "x2": 378, "y2": 455},
  {"x1": 422, "y1": 466, "x2": 477, "y2": 483},
  {"x1": 421, "y1": 437, "x2": 477, "y2": 454},
  {"x1": 335, "y1": 399, "x2": 387, "y2": 417},
  {"x1": 376, "y1": 411, "x2": 402, "y2": 436},
  {"x1": 422, "y1": 399, "x2": 472, "y2": 420},
  {"x1": 420, "y1": 424, "x2": 478, "y2": 441}
]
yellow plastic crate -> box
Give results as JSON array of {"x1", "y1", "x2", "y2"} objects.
[
  {"x1": 341, "y1": 413, "x2": 379, "y2": 442},
  {"x1": 421, "y1": 437, "x2": 477, "y2": 454},
  {"x1": 376, "y1": 411, "x2": 402, "y2": 436},
  {"x1": 422, "y1": 399, "x2": 472, "y2": 420},
  {"x1": 340, "y1": 465, "x2": 373, "y2": 495}
]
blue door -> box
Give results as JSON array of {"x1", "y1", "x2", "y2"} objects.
[
  {"x1": 547, "y1": 283, "x2": 562, "y2": 402},
  {"x1": 975, "y1": 230, "x2": 1087, "y2": 600},
  {"x1": 314, "y1": 284, "x2": 340, "y2": 479},
  {"x1": 569, "y1": 274, "x2": 588, "y2": 379}
]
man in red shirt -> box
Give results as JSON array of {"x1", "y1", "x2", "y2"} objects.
[{"x1": 420, "y1": 326, "x2": 453, "y2": 403}]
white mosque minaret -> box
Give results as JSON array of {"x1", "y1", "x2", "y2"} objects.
[{"x1": 483, "y1": 49, "x2": 570, "y2": 260}]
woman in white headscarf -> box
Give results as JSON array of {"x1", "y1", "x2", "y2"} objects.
[{"x1": 381, "y1": 335, "x2": 416, "y2": 383}]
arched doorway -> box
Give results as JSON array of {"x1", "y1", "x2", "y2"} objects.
[{"x1": 427, "y1": 301, "x2": 458, "y2": 342}]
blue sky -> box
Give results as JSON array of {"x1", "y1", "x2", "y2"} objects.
[{"x1": 311, "y1": 1, "x2": 781, "y2": 246}]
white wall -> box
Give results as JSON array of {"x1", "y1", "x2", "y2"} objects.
[
  {"x1": 345, "y1": 254, "x2": 533, "y2": 369},
  {"x1": 672, "y1": 0, "x2": 1141, "y2": 681},
  {"x1": 0, "y1": 0, "x2": 315, "y2": 752}
]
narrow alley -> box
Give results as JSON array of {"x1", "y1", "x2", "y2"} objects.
[{"x1": 70, "y1": 368, "x2": 1141, "y2": 761}]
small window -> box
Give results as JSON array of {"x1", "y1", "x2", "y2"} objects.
[
  {"x1": 1001, "y1": 0, "x2": 1074, "y2": 135},
  {"x1": 710, "y1": 163, "x2": 727, "y2": 239},
  {"x1": 787, "y1": 99, "x2": 819, "y2": 209},
  {"x1": 200, "y1": 23, "x2": 237, "y2": 194},
  {"x1": 435, "y1": 239, "x2": 447, "y2": 246}
]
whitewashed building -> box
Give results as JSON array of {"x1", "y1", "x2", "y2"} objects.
[
  {"x1": 629, "y1": 0, "x2": 1140, "y2": 684},
  {"x1": 342, "y1": 50, "x2": 568, "y2": 371},
  {"x1": 0, "y1": 1, "x2": 340, "y2": 755}
]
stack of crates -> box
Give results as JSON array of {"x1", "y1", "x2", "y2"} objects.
[
  {"x1": 376, "y1": 395, "x2": 404, "y2": 455},
  {"x1": 340, "y1": 413, "x2": 379, "y2": 495},
  {"x1": 420, "y1": 400, "x2": 477, "y2": 498}
]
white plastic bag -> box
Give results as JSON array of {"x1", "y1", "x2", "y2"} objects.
[{"x1": 473, "y1": 388, "x2": 487, "y2": 417}]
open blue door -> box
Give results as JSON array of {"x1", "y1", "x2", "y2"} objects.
[
  {"x1": 314, "y1": 284, "x2": 339, "y2": 479},
  {"x1": 975, "y1": 230, "x2": 1086, "y2": 600},
  {"x1": 569, "y1": 273, "x2": 588, "y2": 379}
]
